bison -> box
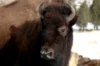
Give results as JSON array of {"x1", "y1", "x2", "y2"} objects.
[
  {"x1": 0, "y1": 1, "x2": 77, "y2": 66},
  {"x1": 77, "y1": 55, "x2": 100, "y2": 66}
]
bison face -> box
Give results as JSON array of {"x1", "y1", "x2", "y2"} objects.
[
  {"x1": 39, "y1": 2, "x2": 77, "y2": 60},
  {"x1": 41, "y1": 25, "x2": 68, "y2": 60},
  {"x1": 40, "y1": 12, "x2": 69, "y2": 60}
]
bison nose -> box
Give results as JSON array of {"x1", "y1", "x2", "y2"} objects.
[{"x1": 40, "y1": 47, "x2": 54, "y2": 60}]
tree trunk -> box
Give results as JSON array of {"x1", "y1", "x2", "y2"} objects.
[
  {"x1": 96, "y1": 26, "x2": 98, "y2": 30},
  {"x1": 94, "y1": 25, "x2": 98, "y2": 30}
]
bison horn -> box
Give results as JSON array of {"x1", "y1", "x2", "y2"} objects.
[
  {"x1": 39, "y1": 2, "x2": 45, "y2": 16},
  {"x1": 38, "y1": 2, "x2": 48, "y2": 18},
  {"x1": 67, "y1": 4, "x2": 76, "y2": 22},
  {"x1": 39, "y1": 0, "x2": 53, "y2": 16}
]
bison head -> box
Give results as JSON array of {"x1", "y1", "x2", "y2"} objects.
[{"x1": 39, "y1": 2, "x2": 77, "y2": 60}]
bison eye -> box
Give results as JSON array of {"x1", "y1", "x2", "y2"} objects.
[{"x1": 58, "y1": 26, "x2": 67, "y2": 37}]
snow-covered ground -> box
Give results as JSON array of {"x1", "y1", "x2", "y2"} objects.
[{"x1": 72, "y1": 31, "x2": 100, "y2": 59}]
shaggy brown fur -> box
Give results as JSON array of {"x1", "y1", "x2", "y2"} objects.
[
  {"x1": 0, "y1": 1, "x2": 77, "y2": 66},
  {"x1": 0, "y1": 19, "x2": 42, "y2": 66},
  {"x1": 0, "y1": 0, "x2": 46, "y2": 49}
]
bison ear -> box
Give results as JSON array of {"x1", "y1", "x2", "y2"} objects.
[
  {"x1": 39, "y1": 3, "x2": 46, "y2": 18},
  {"x1": 39, "y1": 0, "x2": 53, "y2": 18}
]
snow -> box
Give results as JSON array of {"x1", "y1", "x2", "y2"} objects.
[{"x1": 72, "y1": 31, "x2": 100, "y2": 59}]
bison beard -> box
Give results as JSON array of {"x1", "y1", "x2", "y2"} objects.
[{"x1": 0, "y1": 2, "x2": 77, "y2": 66}]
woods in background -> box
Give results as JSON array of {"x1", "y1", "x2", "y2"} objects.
[{"x1": 70, "y1": 0, "x2": 100, "y2": 31}]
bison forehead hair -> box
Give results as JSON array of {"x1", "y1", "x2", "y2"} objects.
[
  {"x1": 39, "y1": 2, "x2": 77, "y2": 26},
  {"x1": 39, "y1": 3, "x2": 72, "y2": 17}
]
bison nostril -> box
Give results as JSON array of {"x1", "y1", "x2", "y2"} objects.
[
  {"x1": 48, "y1": 51, "x2": 54, "y2": 56},
  {"x1": 40, "y1": 48, "x2": 55, "y2": 59}
]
